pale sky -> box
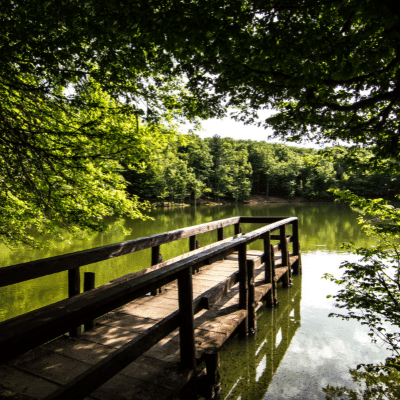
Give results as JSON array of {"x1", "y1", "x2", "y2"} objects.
[{"x1": 180, "y1": 114, "x2": 323, "y2": 149}]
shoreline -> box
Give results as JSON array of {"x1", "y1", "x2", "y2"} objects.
[{"x1": 149, "y1": 194, "x2": 317, "y2": 208}]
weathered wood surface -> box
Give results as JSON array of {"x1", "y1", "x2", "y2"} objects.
[{"x1": 0, "y1": 248, "x2": 298, "y2": 400}]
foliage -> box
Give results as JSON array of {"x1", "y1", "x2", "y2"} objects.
[
  {"x1": 124, "y1": 135, "x2": 400, "y2": 203},
  {"x1": 4, "y1": 0, "x2": 400, "y2": 246},
  {"x1": 2, "y1": 0, "x2": 218, "y2": 247},
  {"x1": 171, "y1": 0, "x2": 400, "y2": 159},
  {"x1": 0, "y1": 81, "x2": 179, "y2": 247}
]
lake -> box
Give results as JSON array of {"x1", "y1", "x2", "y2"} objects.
[{"x1": 0, "y1": 202, "x2": 391, "y2": 399}]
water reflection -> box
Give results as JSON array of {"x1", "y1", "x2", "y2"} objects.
[{"x1": 218, "y1": 275, "x2": 302, "y2": 400}]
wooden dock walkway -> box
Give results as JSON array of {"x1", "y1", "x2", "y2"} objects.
[{"x1": 0, "y1": 217, "x2": 302, "y2": 400}]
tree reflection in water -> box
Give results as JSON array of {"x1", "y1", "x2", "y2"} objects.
[
  {"x1": 324, "y1": 359, "x2": 400, "y2": 400},
  {"x1": 217, "y1": 275, "x2": 302, "y2": 399}
]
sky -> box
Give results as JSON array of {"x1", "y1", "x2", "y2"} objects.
[{"x1": 180, "y1": 114, "x2": 324, "y2": 149}]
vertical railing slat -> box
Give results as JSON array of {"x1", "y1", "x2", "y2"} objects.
[
  {"x1": 264, "y1": 232, "x2": 274, "y2": 306},
  {"x1": 292, "y1": 220, "x2": 302, "y2": 274},
  {"x1": 280, "y1": 225, "x2": 291, "y2": 286},
  {"x1": 238, "y1": 243, "x2": 248, "y2": 336},
  {"x1": 68, "y1": 268, "x2": 81, "y2": 337},
  {"x1": 178, "y1": 266, "x2": 196, "y2": 370},
  {"x1": 248, "y1": 259, "x2": 256, "y2": 334},
  {"x1": 84, "y1": 272, "x2": 95, "y2": 331}
]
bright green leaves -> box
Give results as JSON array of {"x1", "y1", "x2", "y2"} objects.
[{"x1": 0, "y1": 80, "x2": 157, "y2": 248}]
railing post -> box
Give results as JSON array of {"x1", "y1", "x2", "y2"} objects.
[
  {"x1": 238, "y1": 243, "x2": 249, "y2": 337},
  {"x1": 263, "y1": 232, "x2": 274, "y2": 307},
  {"x1": 248, "y1": 260, "x2": 257, "y2": 334},
  {"x1": 68, "y1": 268, "x2": 81, "y2": 337},
  {"x1": 292, "y1": 220, "x2": 302, "y2": 275},
  {"x1": 84, "y1": 272, "x2": 95, "y2": 331},
  {"x1": 151, "y1": 245, "x2": 163, "y2": 295},
  {"x1": 178, "y1": 266, "x2": 196, "y2": 370},
  {"x1": 234, "y1": 222, "x2": 241, "y2": 235},
  {"x1": 189, "y1": 235, "x2": 197, "y2": 251},
  {"x1": 271, "y1": 244, "x2": 278, "y2": 305},
  {"x1": 217, "y1": 227, "x2": 224, "y2": 241},
  {"x1": 280, "y1": 225, "x2": 291, "y2": 287}
]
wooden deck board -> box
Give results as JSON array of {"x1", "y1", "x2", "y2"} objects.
[{"x1": 0, "y1": 249, "x2": 298, "y2": 400}]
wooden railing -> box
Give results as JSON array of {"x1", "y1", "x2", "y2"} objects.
[{"x1": 0, "y1": 216, "x2": 301, "y2": 400}]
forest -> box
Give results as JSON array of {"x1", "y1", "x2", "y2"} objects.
[{"x1": 124, "y1": 133, "x2": 400, "y2": 204}]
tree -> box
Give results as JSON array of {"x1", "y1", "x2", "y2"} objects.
[
  {"x1": 166, "y1": 0, "x2": 400, "y2": 159},
  {"x1": 4, "y1": 0, "x2": 400, "y2": 247}
]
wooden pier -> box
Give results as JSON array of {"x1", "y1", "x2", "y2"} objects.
[{"x1": 0, "y1": 216, "x2": 302, "y2": 400}]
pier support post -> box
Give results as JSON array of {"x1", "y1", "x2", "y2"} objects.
[
  {"x1": 178, "y1": 266, "x2": 196, "y2": 371},
  {"x1": 204, "y1": 351, "x2": 221, "y2": 399},
  {"x1": 84, "y1": 272, "x2": 95, "y2": 331},
  {"x1": 68, "y1": 267, "x2": 81, "y2": 337},
  {"x1": 217, "y1": 227, "x2": 224, "y2": 241},
  {"x1": 238, "y1": 243, "x2": 249, "y2": 337}
]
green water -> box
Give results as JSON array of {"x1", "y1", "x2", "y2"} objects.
[{"x1": 0, "y1": 202, "x2": 391, "y2": 399}]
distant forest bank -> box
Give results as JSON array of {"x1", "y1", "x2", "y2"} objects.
[{"x1": 124, "y1": 134, "x2": 400, "y2": 205}]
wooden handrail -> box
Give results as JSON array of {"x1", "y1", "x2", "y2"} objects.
[{"x1": 0, "y1": 216, "x2": 287, "y2": 287}]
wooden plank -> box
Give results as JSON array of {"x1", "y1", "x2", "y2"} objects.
[
  {"x1": 239, "y1": 217, "x2": 286, "y2": 223},
  {"x1": 0, "y1": 365, "x2": 61, "y2": 400},
  {"x1": 41, "y1": 311, "x2": 183, "y2": 400},
  {"x1": 41, "y1": 269, "x2": 249, "y2": 399},
  {"x1": 91, "y1": 372, "x2": 174, "y2": 400},
  {"x1": 110, "y1": 234, "x2": 242, "y2": 284}
]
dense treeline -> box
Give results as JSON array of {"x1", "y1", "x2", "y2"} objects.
[{"x1": 125, "y1": 134, "x2": 400, "y2": 203}]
